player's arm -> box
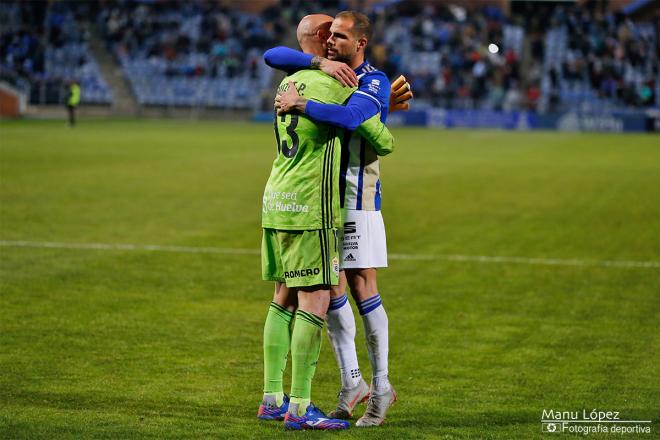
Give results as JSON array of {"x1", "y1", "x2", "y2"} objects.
[
  {"x1": 305, "y1": 93, "x2": 379, "y2": 131},
  {"x1": 263, "y1": 46, "x2": 357, "y2": 87},
  {"x1": 276, "y1": 86, "x2": 378, "y2": 131},
  {"x1": 356, "y1": 113, "x2": 394, "y2": 156},
  {"x1": 276, "y1": 72, "x2": 390, "y2": 131},
  {"x1": 263, "y1": 46, "x2": 311, "y2": 74}
]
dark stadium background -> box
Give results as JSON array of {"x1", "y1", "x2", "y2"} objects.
[{"x1": 1, "y1": 0, "x2": 658, "y2": 129}]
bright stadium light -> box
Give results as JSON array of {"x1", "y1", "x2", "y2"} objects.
[{"x1": 488, "y1": 43, "x2": 499, "y2": 54}]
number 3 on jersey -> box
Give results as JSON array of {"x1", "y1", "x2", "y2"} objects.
[{"x1": 274, "y1": 113, "x2": 299, "y2": 158}]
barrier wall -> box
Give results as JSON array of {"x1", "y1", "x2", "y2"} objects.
[
  {"x1": 385, "y1": 109, "x2": 657, "y2": 133},
  {"x1": 0, "y1": 82, "x2": 26, "y2": 118},
  {"x1": 254, "y1": 109, "x2": 659, "y2": 133}
]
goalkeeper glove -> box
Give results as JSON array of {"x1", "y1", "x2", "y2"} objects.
[{"x1": 389, "y1": 75, "x2": 413, "y2": 112}]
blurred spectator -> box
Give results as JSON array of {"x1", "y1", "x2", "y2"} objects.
[{"x1": 503, "y1": 80, "x2": 523, "y2": 111}]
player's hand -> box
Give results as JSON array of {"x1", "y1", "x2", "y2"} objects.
[
  {"x1": 319, "y1": 58, "x2": 358, "y2": 87},
  {"x1": 389, "y1": 75, "x2": 413, "y2": 112},
  {"x1": 275, "y1": 81, "x2": 306, "y2": 115}
]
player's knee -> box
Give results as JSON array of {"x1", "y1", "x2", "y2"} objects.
[
  {"x1": 348, "y1": 282, "x2": 378, "y2": 302},
  {"x1": 329, "y1": 284, "x2": 345, "y2": 299},
  {"x1": 346, "y1": 268, "x2": 378, "y2": 299},
  {"x1": 272, "y1": 282, "x2": 297, "y2": 309},
  {"x1": 298, "y1": 285, "x2": 331, "y2": 317}
]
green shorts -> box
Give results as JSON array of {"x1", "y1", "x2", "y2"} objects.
[{"x1": 261, "y1": 228, "x2": 339, "y2": 287}]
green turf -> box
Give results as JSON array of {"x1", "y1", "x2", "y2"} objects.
[{"x1": 1, "y1": 119, "x2": 658, "y2": 439}]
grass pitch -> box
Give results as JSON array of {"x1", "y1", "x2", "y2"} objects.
[{"x1": 1, "y1": 119, "x2": 658, "y2": 439}]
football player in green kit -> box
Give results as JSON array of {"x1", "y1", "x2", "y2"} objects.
[{"x1": 257, "y1": 14, "x2": 393, "y2": 431}]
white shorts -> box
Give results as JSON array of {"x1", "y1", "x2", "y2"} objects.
[{"x1": 339, "y1": 209, "x2": 388, "y2": 269}]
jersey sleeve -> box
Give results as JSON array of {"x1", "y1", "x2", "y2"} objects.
[
  {"x1": 263, "y1": 46, "x2": 313, "y2": 74},
  {"x1": 304, "y1": 93, "x2": 378, "y2": 131},
  {"x1": 355, "y1": 113, "x2": 394, "y2": 156},
  {"x1": 303, "y1": 71, "x2": 391, "y2": 130},
  {"x1": 357, "y1": 71, "x2": 391, "y2": 121}
]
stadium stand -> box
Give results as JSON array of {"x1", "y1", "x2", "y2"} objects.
[
  {"x1": 0, "y1": 1, "x2": 112, "y2": 105},
  {"x1": 1, "y1": 0, "x2": 657, "y2": 116},
  {"x1": 538, "y1": 3, "x2": 657, "y2": 113},
  {"x1": 368, "y1": 1, "x2": 657, "y2": 112},
  {"x1": 96, "y1": 1, "x2": 277, "y2": 108},
  {"x1": 370, "y1": 5, "x2": 528, "y2": 111}
]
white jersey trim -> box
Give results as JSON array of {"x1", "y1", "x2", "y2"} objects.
[{"x1": 353, "y1": 90, "x2": 382, "y2": 110}]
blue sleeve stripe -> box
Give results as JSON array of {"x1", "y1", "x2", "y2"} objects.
[
  {"x1": 375, "y1": 179, "x2": 381, "y2": 210},
  {"x1": 356, "y1": 138, "x2": 365, "y2": 210}
]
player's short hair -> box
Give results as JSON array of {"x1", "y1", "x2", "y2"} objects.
[{"x1": 336, "y1": 11, "x2": 372, "y2": 41}]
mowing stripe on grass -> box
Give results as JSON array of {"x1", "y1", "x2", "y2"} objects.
[
  {"x1": 0, "y1": 240, "x2": 259, "y2": 255},
  {"x1": 388, "y1": 252, "x2": 660, "y2": 268},
  {"x1": 1, "y1": 240, "x2": 659, "y2": 269}
]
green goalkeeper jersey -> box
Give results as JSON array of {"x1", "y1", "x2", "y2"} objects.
[{"x1": 262, "y1": 70, "x2": 394, "y2": 230}]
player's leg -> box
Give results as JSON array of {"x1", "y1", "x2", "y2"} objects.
[
  {"x1": 347, "y1": 268, "x2": 396, "y2": 427},
  {"x1": 328, "y1": 210, "x2": 364, "y2": 393},
  {"x1": 343, "y1": 209, "x2": 391, "y2": 394},
  {"x1": 259, "y1": 229, "x2": 295, "y2": 420},
  {"x1": 259, "y1": 282, "x2": 296, "y2": 419},
  {"x1": 67, "y1": 105, "x2": 74, "y2": 126},
  {"x1": 288, "y1": 284, "x2": 329, "y2": 413},
  {"x1": 281, "y1": 228, "x2": 349, "y2": 430},
  {"x1": 285, "y1": 285, "x2": 347, "y2": 430},
  {"x1": 328, "y1": 273, "x2": 358, "y2": 386},
  {"x1": 346, "y1": 267, "x2": 390, "y2": 392},
  {"x1": 345, "y1": 210, "x2": 396, "y2": 426},
  {"x1": 326, "y1": 271, "x2": 370, "y2": 418}
]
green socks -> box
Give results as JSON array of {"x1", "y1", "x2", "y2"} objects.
[
  {"x1": 263, "y1": 304, "x2": 325, "y2": 414},
  {"x1": 290, "y1": 310, "x2": 325, "y2": 413},
  {"x1": 263, "y1": 302, "x2": 294, "y2": 406}
]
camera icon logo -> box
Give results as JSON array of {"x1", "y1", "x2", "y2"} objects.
[{"x1": 542, "y1": 422, "x2": 561, "y2": 433}]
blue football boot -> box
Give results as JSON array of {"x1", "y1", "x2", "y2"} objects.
[
  {"x1": 283, "y1": 402, "x2": 350, "y2": 430},
  {"x1": 257, "y1": 394, "x2": 289, "y2": 421}
]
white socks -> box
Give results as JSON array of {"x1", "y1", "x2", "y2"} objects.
[
  {"x1": 327, "y1": 293, "x2": 391, "y2": 393},
  {"x1": 358, "y1": 294, "x2": 391, "y2": 393},
  {"x1": 326, "y1": 294, "x2": 362, "y2": 389}
]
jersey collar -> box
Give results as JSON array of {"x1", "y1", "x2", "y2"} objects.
[{"x1": 354, "y1": 61, "x2": 372, "y2": 76}]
